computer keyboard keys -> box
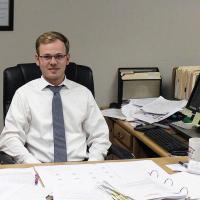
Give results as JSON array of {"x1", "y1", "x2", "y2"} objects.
[{"x1": 143, "y1": 127, "x2": 188, "y2": 156}]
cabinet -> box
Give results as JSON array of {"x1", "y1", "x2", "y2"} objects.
[
  {"x1": 105, "y1": 117, "x2": 189, "y2": 159},
  {"x1": 105, "y1": 117, "x2": 155, "y2": 159},
  {"x1": 113, "y1": 123, "x2": 133, "y2": 151}
]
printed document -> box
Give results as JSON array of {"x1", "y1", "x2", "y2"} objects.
[
  {"x1": 101, "y1": 108, "x2": 127, "y2": 120},
  {"x1": 0, "y1": 167, "x2": 47, "y2": 200}
]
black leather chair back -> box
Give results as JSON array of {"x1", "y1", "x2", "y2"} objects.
[{"x1": 3, "y1": 62, "x2": 94, "y2": 119}]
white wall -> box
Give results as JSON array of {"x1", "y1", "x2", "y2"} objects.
[{"x1": 1, "y1": 0, "x2": 200, "y2": 129}]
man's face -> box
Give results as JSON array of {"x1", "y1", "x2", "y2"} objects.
[{"x1": 35, "y1": 39, "x2": 70, "y2": 85}]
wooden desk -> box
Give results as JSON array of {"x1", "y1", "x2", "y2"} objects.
[
  {"x1": 106, "y1": 117, "x2": 188, "y2": 158},
  {"x1": 0, "y1": 156, "x2": 187, "y2": 172},
  {"x1": 149, "y1": 156, "x2": 188, "y2": 174}
]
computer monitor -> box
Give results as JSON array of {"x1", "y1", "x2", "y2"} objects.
[{"x1": 186, "y1": 74, "x2": 200, "y2": 113}]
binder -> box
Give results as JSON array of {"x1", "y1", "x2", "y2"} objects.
[
  {"x1": 118, "y1": 67, "x2": 161, "y2": 106},
  {"x1": 98, "y1": 170, "x2": 188, "y2": 200}
]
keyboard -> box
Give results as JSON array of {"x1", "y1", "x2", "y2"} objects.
[{"x1": 143, "y1": 127, "x2": 188, "y2": 156}]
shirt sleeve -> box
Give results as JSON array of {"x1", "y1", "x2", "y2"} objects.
[
  {"x1": 83, "y1": 91, "x2": 111, "y2": 161},
  {"x1": 0, "y1": 91, "x2": 41, "y2": 164}
]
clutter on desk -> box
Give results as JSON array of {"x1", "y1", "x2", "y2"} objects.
[
  {"x1": 121, "y1": 96, "x2": 187, "y2": 124},
  {"x1": 101, "y1": 108, "x2": 145, "y2": 128},
  {"x1": 101, "y1": 108, "x2": 127, "y2": 120},
  {"x1": 35, "y1": 160, "x2": 189, "y2": 200},
  {"x1": 102, "y1": 96, "x2": 187, "y2": 125},
  {"x1": 171, "y1": 120, "x2": 194, "y2": 130}
]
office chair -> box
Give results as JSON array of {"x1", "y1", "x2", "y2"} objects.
[
  {"x1": 2, "y1": 62, "x2": 134, "y2": 163},
  {"x1": 3, "y1": 62, "x2": 95, "y2": 119}
]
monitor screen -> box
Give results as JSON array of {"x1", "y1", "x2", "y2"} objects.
[{"x1": 186, "y1": 74, "x2": 200, "y2": 113}]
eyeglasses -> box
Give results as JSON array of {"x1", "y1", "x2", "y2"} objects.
[{"x1": 39, "y1": 54, "x2": 67, "y2": 62}]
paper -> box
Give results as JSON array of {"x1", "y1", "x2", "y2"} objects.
[
  {"x1": 35, "y1": 160, "x2": 182, "y2": 200},
  {"x1": 103, "y1": 161, "x2": 187, "y2": 199},
  {"x1": 0, "y1": 167, "x2": 47, "y2": 200},
  {"x1": 35, "y1": 163, "x2": 121, "y2": 200},
  {"x1": 8, "y1": 184, "x2": 47, "y2": 200},
  {"x1": 101, "y1": 108, "x2": 127, "y2": 120},
  {"x1": 141, "y1": 96, "x2": 187, "y2": 115},
  {"x1": 171, "y1": 172, "x2": 200, "y2": 199},
  {"x1": 129, "y1": 97, "x2": 157, "y2": 107},
  {"x1": 121, "y1": 103, "x2": 138, "y2": 121},
  {"x1": 113, "y1": 174, "x2": 186, "y2": 200},
  {"x1": 121, "y1": 98, "x2": 157, "y2": 121},
  {"x1": 102, "y1": 97, "x2": 186, "y2": 124},
  {"x1": 122, "y1": 96, "x2": 187, "y2": 124},
  {"x1": 166, "y1": 163, "x2": 187, "y2": 172}
]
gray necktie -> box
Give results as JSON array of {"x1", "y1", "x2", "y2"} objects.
[{"x1": 48, "y1": 85, "x2": 67, "y2": 162}]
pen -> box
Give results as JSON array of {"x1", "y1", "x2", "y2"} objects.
[
  {"x1": 178, "y1": 161, "x2": 188, "y2": 168},
  {"x1": 35, "y1": 173, "x2": 39, "y2": 185}
]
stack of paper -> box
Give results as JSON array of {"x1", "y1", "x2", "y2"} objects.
[{"x1": 121, "y1": 96, "x2": 187, "y2": 124}]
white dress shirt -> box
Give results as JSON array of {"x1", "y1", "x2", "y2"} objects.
[{"x1": 0, "y1": 76, "x2": 111, "y2": 163}]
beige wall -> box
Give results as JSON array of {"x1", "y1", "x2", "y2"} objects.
[{"x1": 1, "y1": 0, "x2": 200, "y2": 129}]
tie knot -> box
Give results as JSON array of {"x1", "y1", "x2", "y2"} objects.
[{"x1": 48, "y1": 85, "x2": 63, "y2": 94}]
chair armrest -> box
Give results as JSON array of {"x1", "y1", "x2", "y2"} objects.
[
  {"x1": 108, "y1": 144, "x2": 135, "y2": 159},
  {"x1": 0, "y1": 151, "x2": 16, "y2": 164}
]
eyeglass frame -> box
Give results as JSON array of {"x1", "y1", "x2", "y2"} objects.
[{"x1": 38, "y1": 54, "x2": 67, "y2": 62}]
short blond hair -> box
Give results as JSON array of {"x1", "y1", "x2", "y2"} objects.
[{"x1": 35, "y1": 31, "x2": 70, "y2": 55}]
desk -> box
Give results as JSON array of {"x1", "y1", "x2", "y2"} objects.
[
  {"x1": 106, "y1": 117, "x2": 188, "y2": 158},
  {"x1": 0, "y1": 156, "x2": 188, "y2": 172}
]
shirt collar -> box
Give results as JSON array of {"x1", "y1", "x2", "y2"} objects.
[{"x1": 39, "y1": 76, "x2": 72, "y2": 90}]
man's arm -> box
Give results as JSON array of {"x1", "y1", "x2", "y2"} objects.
[
  {"x1": 83, "y1": 93, "x2": 111, "y2": 161},
  {"x1": 0, "y1": 91, "x2": 40, "y2": 164}
]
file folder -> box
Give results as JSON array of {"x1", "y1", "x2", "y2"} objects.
[
  {"x1": 118, "y1": 67, "x2": 161, "y2": 106},
  {"x1": 172, "y1": 66, "x2": 200, "y2": 100}
]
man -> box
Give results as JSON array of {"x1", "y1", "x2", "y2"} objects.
[{"x1": 0, "y1": 31, "x2": 111, "y2": 163}]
